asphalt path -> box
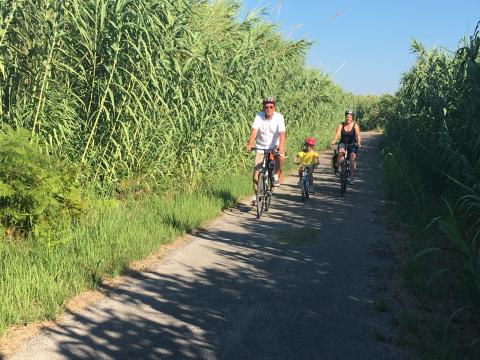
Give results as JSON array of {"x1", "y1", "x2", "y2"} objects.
[{"x1": 6, "y1": 132, "x2": 412, "y2": 360}]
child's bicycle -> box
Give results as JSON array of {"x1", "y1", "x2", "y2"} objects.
[{"x1": 300, "y1": 164, "x2": 315, "y2": 201}]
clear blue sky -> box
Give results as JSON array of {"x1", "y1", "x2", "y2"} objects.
[{"x1": 239, "y1": 0, "x2": 479, "y2": 95}]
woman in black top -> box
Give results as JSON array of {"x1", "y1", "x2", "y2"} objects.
[{"x1": 331, "y1": 110, "x2": 362, "y2": 182}]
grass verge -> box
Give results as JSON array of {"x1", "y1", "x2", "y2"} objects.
[
  {"x1": 380, "y1": 144, "x2": 480, "y2": 359},
  {"x1": 0, "y1": 174, "x2": 251, "y2": 336}
]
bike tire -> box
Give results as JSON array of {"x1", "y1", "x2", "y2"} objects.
[
  {"x1": 264, "y1": 173, "x2": 272, "y2": 211},
  {"x1": 256, "y1": 173, "x2": 266, "y2": 218},
  {"x1": 340, "y1": 163, "x2": 348, "y2": 196},
  {"x1": 340, "y1": 178, "x2": 347, "y2": 196},
  {"x1": 301, "y1": 178, "x2": 308, "y2": 201}
]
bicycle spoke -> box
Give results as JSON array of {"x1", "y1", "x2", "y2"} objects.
[
  {"x1": 256, "y1": 173, "x2": 265, "y2": 218},
  {"x1": 264, "y1": 170, "x2": 273, "y2": 211}
]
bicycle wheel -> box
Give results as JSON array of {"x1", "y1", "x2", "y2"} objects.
[
  {"x1": 340, "y1": 162, "x2": 348, "y2": 196},
  {"x1": 264, "y1": 172, "x2": 273, "y2": 211},
  {"x1": 301, "y1": 177, "x2": 308, "y2": 201},
  {"x1": 256, "y1": 172, "x2": 266, "y2": 218}
]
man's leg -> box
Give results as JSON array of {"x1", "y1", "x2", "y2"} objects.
[{"x1": 274, "y1": 153, "x2": 285, "y2": 185}]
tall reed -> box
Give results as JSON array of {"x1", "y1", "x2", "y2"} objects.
[
  {"x1": 379, "y1": 22, "x2": 480, "y2": 358},
  {"x1": 0, "y1": 0, "x2": 348, "y2": 190}
]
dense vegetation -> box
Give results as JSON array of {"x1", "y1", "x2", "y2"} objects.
[
  {"x1": 0, "y1": 0, "x2": 347, "y2": 191},
  {"x1": 0, "y1": 0, "x2": 350, "y2": 335},
  {"x1": 353, "y1": 94, "x2": 396, "y2": 131},
  {"x1": 379, "y1": 24, "x2": 480, "y2": 359}
]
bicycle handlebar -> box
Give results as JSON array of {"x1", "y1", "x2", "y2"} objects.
[
  {"x1": 251, "y1": 147, "x2": 278, "y2": 151},
  {"x1": 332, "y1": 142, "x2": 359, "y2": 147},
  {"x1": 250, "y1": 147, "x2": 280, "y2": 154}
]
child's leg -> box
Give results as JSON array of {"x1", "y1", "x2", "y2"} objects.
[
  {"x1": 308, "y1": 167, "x2": 314, "y2": 186},
  {"x1": 298, "y1": 166, "x2": 304, "y2": 186}
]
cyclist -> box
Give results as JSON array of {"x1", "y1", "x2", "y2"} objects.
[
  {"x1": 331, "y1": 109, "x2": 362, "y2": 183},
  {"x1": 295, "y1": 137, "x2": 320, "y2": 193},
  {"x1": 246, "y1": 96, "x2": 286, "y2": 206}
]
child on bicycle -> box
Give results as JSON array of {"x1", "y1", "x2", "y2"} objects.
[{"x1": 295, "y1": 137, "x2": 320, "y2": 193}]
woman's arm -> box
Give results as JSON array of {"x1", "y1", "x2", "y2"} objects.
[
  {"x1": 354, "y1": 123, "x2": 362, "y2": 146},
  {"x1": 331, "y1": 124, "x2": 342, "y2": 145}
]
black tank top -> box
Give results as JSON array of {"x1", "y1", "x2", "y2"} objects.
[{"x1": 340, "y1": 122, "x2": 356, "y2": 144}]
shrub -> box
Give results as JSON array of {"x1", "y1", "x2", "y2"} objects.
[{"x1": 0, "y1": 127, "x2": 84, "y2": 240}]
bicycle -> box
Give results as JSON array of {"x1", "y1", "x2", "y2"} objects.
[
  {"x1": 331, "y1": 150, "x2": 339, "y2": 174},
  {"x1": 299, "y1": 164, "x2": 315, "y2": 201},
  {"x1": 339, "y1": 144, "x2": 354, "y2": 196},
  {"x1": 252, "y1": 148, "x2": 278, "y2": 218}
]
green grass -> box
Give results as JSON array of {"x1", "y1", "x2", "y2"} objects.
[
  {"x1": 275, "y1": 226, "x2": 318, "y2": 246},
  {"x1": 0, "y1": 174, "x2": 251, "y2": 336},
  {"x1": 373, "y1": 299, "x2": 388, "y2": 312},
  {"x1": 395, "y1": 312, "x2": 480, "y2": 360}
]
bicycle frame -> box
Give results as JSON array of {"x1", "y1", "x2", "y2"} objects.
[
  {"x1": 253, "y1": 148, "x2": 276, "y2": 218},
  {"x1": 300, "y1": 164, "x2": 314, "y2": 201},
  {"x1": 260, "y1": 150, "x2": 275, "y2": 184},
  {"x1": 339, "y1": 145, "x2": 351, "y2": 196}
]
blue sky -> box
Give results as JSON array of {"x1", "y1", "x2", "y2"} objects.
[{"x1": 239, "y1": 0, "x2": 479, "y2": 95}]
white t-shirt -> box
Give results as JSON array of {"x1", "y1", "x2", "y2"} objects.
[{"x1": 251, "y1": 111, "x2": 286, "y2": 151}]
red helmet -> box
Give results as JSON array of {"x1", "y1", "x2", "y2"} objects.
[{"x1": 305, "y1": 137, "x2": 315, "y2": 146}]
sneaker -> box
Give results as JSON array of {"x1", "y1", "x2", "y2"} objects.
[
  {"x1": 347, "y1": 177, "x2": 353, "y2": 185},
  {"x1": 250, "y1": 196, "x2": 256, "y2": 206}
]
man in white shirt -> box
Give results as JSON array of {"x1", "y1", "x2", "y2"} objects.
[{"x1": 246, "y1": 96, "x2": 286, "y2": 206}]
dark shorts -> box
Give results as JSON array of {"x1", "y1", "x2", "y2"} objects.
[{"x1": 338, "y1": 143, "x2": 358, "y2": 155}]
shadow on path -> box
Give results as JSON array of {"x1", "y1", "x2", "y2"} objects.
[{"x1": 8, "y1": 133, "x2": 411, "y2": 360}]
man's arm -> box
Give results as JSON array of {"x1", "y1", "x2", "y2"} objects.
[
  {"x1": 277, "y1": 115, "x2": 286, "y2": 156},
  {"x1": 247, "y1": 114, "x2": 261, "y2": 151},
  {"x1": 278, "y1": 131, "x2": 286, "y2": 155},
  {"x1": 246, "y1": 128, "x2": 258, "y2": 152}
]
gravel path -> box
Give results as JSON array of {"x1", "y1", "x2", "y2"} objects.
[{"x1": 6, "y1": 132, "x2": 412, "y2": 360}]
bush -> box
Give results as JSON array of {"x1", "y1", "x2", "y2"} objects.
[{"x1": 0, "y1": 127, "x2": 84, "y2": 240}]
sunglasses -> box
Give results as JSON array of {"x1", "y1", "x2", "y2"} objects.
[{"x1": 264, "y1": 105, "x2": 275, "y2": 109}]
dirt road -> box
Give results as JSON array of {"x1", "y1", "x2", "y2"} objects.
[{"x1": 6, "y1": 132, "x2": 411, "y2": 360}]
